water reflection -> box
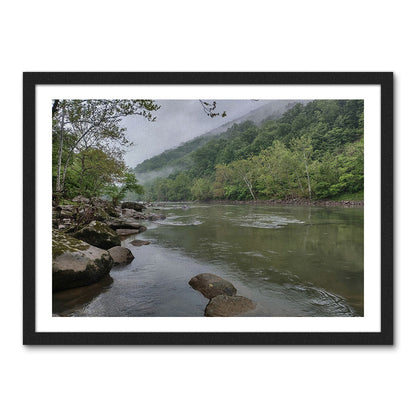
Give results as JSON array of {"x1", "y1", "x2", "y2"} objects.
[
  {"x1": 144, "y1": 204, "x2": 364, "y2": 316},
  {"x1": 53, "y1": 203, "x2": 364, "y2": 317},
  {"x1": 53, "y1": 275, "x2": 113, "y2": 316}
]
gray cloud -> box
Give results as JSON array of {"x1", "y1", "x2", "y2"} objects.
[{"x1": 122, "y1": 100, "x2": 267, "y2": 167}]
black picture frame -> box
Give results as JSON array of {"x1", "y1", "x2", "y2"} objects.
[{"x1": 23, "y1": 72, "x2": 393, "y2": 345}]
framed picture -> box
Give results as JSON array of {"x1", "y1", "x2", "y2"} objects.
[{"x1": 23, "y1": 72, "x2": 393, "y2": 345}]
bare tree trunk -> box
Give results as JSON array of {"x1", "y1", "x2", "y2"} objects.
[
  {"x1": 55, "y1": 101, "x2": 65, "y2": 196},
  {"x1": 61, "y1": 154, "x2": 72, "y2": 193},
  {"x1": 243, "y1": 176, "x2": 256, "y2": 200},
  {"x1": 79, "y1": 154, "x2": 86, "y2": 195},
  {"x1": 296, "y1": 171, "x2": 304, "y2": 194}
]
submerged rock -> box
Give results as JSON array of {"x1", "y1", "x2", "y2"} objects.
[
  {"x1": 72, "y1": 220, "x2": 121, "y2": 250},
  {"x1": 146, "y1": 213, "x2": 166, "y2": 221},
  {"x1": 204, "y1": 295, "x2": 256, "y2": 317},
  {"x1": 108, "y1": 246, "x2": 134, "y2": 265},
  {"x1": 52, "y1": 230, "x2": 113, "y2": 292},
  {"x1": 189, "y1": 273, "x2": 237, "y2": 299},
  {"x1": 130, "y1": 239, "x2": 151, "y2": 247}
]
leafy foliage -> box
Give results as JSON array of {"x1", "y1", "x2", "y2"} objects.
[
  {"x1": 105, "y1": 171, "x2": 144, "y2": 206},
  {"x1": 143, "y1": 100, "x2": 364, "y2": 201},
  {"x1": 52, "y1": 99, "x2": 158, "y2": 202}
]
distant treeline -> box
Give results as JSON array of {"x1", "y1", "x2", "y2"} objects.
[{"x1": 141, "y1": 100, "x2": 364, "y2": 201}]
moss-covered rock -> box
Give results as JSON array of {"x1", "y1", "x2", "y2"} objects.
[
  {"x1": 72, "y1": 220, "x2": 121, "y2": 249},
  {"x1": 93, "y1": 207, "x2": 110, "y2": 222},
  {"x1": 52, "y1": 230, "x2": 113, "y2": 292}
]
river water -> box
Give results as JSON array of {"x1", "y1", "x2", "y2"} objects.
[{"x1": 53, "y1": 203, "x2": 364, "y2": 317}]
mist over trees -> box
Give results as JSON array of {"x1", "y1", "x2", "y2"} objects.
[
  {"x1": 142, "y1": 100, "x2": 364, "y2": 201},
  {"x1": 52, "y1": 99, "x2": 364, "y2": 204}
]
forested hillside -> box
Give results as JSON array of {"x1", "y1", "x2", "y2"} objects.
[
  {"x1": 144, "y1": 100, "x2": 364, "y2": 201},
  {"x1": 134, "y1": 100, "x2": 306, "y2": 180}
]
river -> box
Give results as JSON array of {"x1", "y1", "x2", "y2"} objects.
[{"x1": 53, "y1": 203, "x2": 364, "y2": 317}]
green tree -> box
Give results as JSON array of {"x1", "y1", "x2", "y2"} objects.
[
  {"x1": 255, "y1": 141, "x2": 296, "y2": 199},
  {"x1": 291, "y1": 136, "x2": 314, "y2": 199},
  {"x1": 168, "y1": 173, "x2": 192, "y2": 201},
  {"x1": 72, "y1": 148, "x2": 125, "y2": 198},
  {"x1": 52, "y1": 99, "x2": 159, "y2": 199},
  {"x1": 191, "y1": 177, "x2": 213, "y2": 200},
  {"x1": 105, "y1": 170, "x2": 144, "y2": 206}
]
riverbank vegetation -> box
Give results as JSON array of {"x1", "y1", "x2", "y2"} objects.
[
  {"x1": 52, "y1": 99, "x2": 159, "y2": 204},
  {"x1": 141, "y1": 100, "x2": 364, "y2": 201}
]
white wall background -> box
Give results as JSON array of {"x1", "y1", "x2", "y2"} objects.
[{"x1": 1, "y1": 1, "x2": 412, "y2": 415}]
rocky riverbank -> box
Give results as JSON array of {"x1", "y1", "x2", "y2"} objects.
[
  {"x1": 52, "y1": 196, "x2": 258, "y2": 316},
  {"x1": 52, "y1": 196, "x2": 164, "y2": 292},
  {"x1": 205, "y1": 198, "x2": 364, "y2": 207},
  {"x1": 149, "y1": 198, "x2": 363, "y2": 207}
]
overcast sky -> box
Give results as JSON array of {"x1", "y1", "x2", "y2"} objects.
[{"x1": 122, "y1": 100, "x2": 267, "y2": 167}]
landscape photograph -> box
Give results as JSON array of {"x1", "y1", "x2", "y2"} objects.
[{"x1": 51, "y1": 98, "x2": 364, "y2": 318}]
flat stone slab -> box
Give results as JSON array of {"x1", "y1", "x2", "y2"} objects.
[
  {"x1": 189, "y1": 273, "x2": 237, "y2": 299},
  {"x1": 130, "y1": 240, "x2": 151, "y2": 247},
  {"x1": 115, "y1": 229, "x2": 140, "y2": 236},
  {"x1": 205, "y1": 295, "x2": 256, "y2": 317},
  {"x1": 107, "y1": 220, "x2": 147, "y2": 231}
]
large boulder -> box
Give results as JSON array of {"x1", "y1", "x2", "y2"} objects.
[
  {"x1": 52, "y1": 230, "x2": 113, "y2": 292},
  {"x1": 121, "y1": 201, "x2": 146, "y2": 212},
  {"x1": 108, "y1": 246, "x2": 134, "y2": 265},
  {"x1": 90, "y1": 198, "x2": 120, "y2": 218},
  {"x1": 204, "y1": 295, "x2": 256, "y2": 317},
  {"x1": 121, "y1": 208, "x2": 145, "y2": 218},
  {"x1": 189, "y1": 273, "x2": 237, "y2": 299},
  {"x1": 72, "y1": 220, "x2": 121, "y2": 249}
]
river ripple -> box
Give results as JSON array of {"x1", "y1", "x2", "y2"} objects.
[{"x1": 53, "y1": 203, "x2": 364, "y2": 317}]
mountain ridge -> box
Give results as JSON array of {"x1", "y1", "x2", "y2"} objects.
[{"x1": 134, "y1": 99, "x2": 310, "y2": 182}]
